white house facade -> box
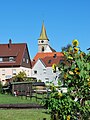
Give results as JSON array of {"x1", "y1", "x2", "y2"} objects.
[{"x1": 31, "y1": 58, "x2": 60, "y2": 84}]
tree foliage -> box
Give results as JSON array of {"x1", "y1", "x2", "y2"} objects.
[
  {"x1": 45, "y1": 39, "x2": 90, "y2": 120},
  {"x1": 13, "y1": 71, "x2": 27, "y2": 82}
]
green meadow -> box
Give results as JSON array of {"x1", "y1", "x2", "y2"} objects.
[{"x1": 0, "y1": 94, "x2": 50, "y2": 120}]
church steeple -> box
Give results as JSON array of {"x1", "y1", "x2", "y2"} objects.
[
  {"x1": 38, "y1": 22, "x2": 49, "y2": 40},
  {"x1": 38, "y1": 22, "x2": 49, "y2": 53},
  {"x1": 38, "y1": 22, "x2": 56, "y2": 53}
]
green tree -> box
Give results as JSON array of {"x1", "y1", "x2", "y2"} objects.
[
  {"x1": 13, "y1": 71, "x2": 27, "y2": 82},
  {"x1": 61, "y1": 44, "x2": 72, "y2": 52}
]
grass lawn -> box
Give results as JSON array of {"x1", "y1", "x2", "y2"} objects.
[
  {"x1": 0, "y1": 94, "x2": 50, "y2": 120},
  {"x1": 0, "y1": 109, "x2": 50, "y2": 120},
  {"x1": 0, "y1": 93, "x2": 42, "y2": 104}
]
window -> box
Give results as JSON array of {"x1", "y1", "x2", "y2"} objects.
[
  {"x1": 2, "y1": 69, "x2": 5, "y2": 75},
  {"x1": 42, "y1": 46, "x2": 44, "y2": 52},
  {"x1": 12, "y1": 69, "x2": 16, "y2": 75},
  {"x1": 45, "y1": 78, "x2": 49, "y2": 80},
  {"x1": 26, "y1": 59, "x2": 29, "y2": 63},
  {"x1": 34, "y1": 70, "x2": 37, "y2": 74},
  {"x1": 28, "y1": 70, "x2": 29, "y2": 76},
  {"x1": 23, "y1": 58, "x2": 25, "y2": 62},
  {"x1": 0, "y1": 58, "x2": 3, "y2": 62},
  {"x1": 46, "y1": 81, "x2": 49, "y2": 84},
  {"x1": 9, "y1": 57, "x2": 14, "y2": 61},
  {"x1": 43, "y1": 69, "x2": 46, "y2": 74}
]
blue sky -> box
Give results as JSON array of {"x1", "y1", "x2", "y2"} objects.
[{"x1": 0, "y1": 0, "x2": 90, "y2": 59}]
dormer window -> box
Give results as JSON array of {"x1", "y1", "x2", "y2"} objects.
[
  {"x1": 9, "y1": 57, "x2": 14, "y2": 61},
  {"x1": 53, "y1": 54, "x2": 57, "y2": 58},
  {"x1": 48, "y1": 60, "x2": 51, "y2": 64}
]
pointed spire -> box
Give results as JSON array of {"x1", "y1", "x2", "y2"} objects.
[{"x1": 38, "y1": 22, "x2": 49, "y2": 40}]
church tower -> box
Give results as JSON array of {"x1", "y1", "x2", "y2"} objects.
[{"x1": 38, "y1": 23, "x2": 49, "y2": 53}]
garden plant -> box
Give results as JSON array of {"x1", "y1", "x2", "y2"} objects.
[{"x1": 44, "y1": 39, "x2": 90, "y2": 120}]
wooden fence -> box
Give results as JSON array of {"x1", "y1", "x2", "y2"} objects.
[{"x1": 11, "y1": 82, "x2": 49, "y2": 100}]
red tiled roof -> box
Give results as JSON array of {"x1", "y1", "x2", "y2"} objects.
[
  {"x1": 33, "y1": 52, "x2": 63, "y2": 61},
  {"x1": 32, "y1": 52, "x2": 64, "y2": 67},
  {"x1": 41, "y1": 56, "x2": 64, "y2": 67},
  {"x1": 0, "y1": 42, "x2": 29, "y2": 67}
]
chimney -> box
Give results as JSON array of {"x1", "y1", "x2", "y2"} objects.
[{"x1": 8, "y1": 39, "x2": 12, "y2": 48}]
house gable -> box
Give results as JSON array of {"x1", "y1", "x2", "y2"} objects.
[
  {"x1": 32, "y1": 58, "x2": 47, "y2": 81},
  {"x1": 33, "y1": 59, "x2": 46, "y2": 70},
  {"x1": 32, "y1": 52, "x2": 64, "y2": 83},
  {"x1": 21, "y1": 44, "x2": 32, "y2": 68},
  {"x1": 0, "y1": 40, "x2": 32, "y2": 68}
]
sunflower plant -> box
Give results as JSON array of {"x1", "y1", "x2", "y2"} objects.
[{"x1": 44, "y1": 39, "x2": 90, "y2": 120}]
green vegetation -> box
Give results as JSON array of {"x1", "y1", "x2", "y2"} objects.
[
  {"x1": 0, "y1": 109, "x2": 50, "y2": 120},
  {"x1": 0, "y1": 84, "x2": 51, "y2": 120},
  {"x1": 0, "y1": 94, "x2": 50, "y2": 120},
  {"x1": 44, "y1": 39, "x2": 90, "y2": 120},
  {"x1": 12, "y1": 71, "x2": 27, "y2": 82},
  {"x1": 12, "y1": 71, "x2": 37, "y2": 82},
  {"x1": 0, "y1": 94, "x2": 40, "y2": 104}
]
